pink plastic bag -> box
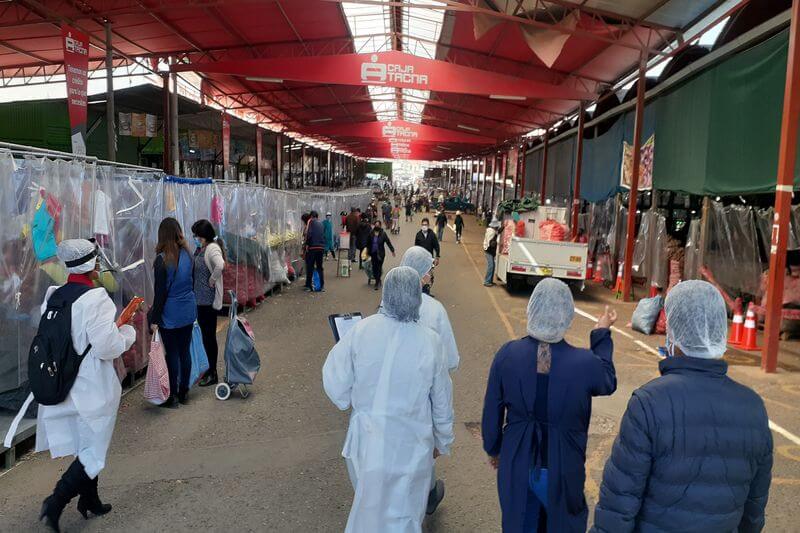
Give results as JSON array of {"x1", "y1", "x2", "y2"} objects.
[{"x1": 143, "y1": 332, "x2": 170, "y2": 405}]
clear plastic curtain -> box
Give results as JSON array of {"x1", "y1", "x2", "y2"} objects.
[{"x1": 705, "y1": 202, "x2": 763, "y2": 297}]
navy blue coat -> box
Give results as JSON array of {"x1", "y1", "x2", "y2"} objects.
[
  {"x1": 482, "y1": 329, "x2": 616, "y2": 532},
  {"x1": 592, "y1": 357, "x2": 773, "y2": 533}
]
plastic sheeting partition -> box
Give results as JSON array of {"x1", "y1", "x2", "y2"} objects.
[
  {"x1": 704, "y1": 202, "x2": 763, "y2": 297},
  {"x1": 0, "y1": 148, "x2": 372, "y2": 418}
]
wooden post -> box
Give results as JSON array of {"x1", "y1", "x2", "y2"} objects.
[
  {"x1": 621, "y1": 55, "x2": 648, "y2": 302},
  {"x1": 571, "y1": 104, "x2": 586, "y2": 239},
  {"x1": 762, "y1": 0, "x2": 800, "y2": 373}
]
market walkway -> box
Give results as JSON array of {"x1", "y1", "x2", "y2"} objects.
[{"x1": 1, "y1": 215, "x2": 799, "y2": 532}]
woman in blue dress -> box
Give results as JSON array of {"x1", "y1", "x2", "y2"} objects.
[{"x1": 482, "y1": 278, "x2": 617, "y2": 532}]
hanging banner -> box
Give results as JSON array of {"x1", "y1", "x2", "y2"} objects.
[
  {"x1": 118, "y1": 113, "x2": 132, "y2": 136},
  {"x1": 621, "y1": 134, "x2": 655, "y2": 190},
  {"x1": 256, "y1": 128, "x2": 263, "y2": 183},
  {"x1": 130, "y1": 113, "x2": 146, "y2": 137},
  {"x1": 62, "y1": 25, "x2": 89, "y2": 155},
  {"x1": 222, "y1": 113, "x2": 231, "y2": 179},
  {"x1": 146, "y1": 114, "x2": 158, "y2": 137}
]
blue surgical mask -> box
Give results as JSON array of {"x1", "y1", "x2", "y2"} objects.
[{"x1": 194, "y1": 237, "x2": 202, "y2": 248}]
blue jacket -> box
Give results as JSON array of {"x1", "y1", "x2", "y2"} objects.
[
  {"x1": 148, "y1": 248, "x2": 197, "y2": 329},
  {"x1": 306, "y1": 218, "x2": 325, "y2": 250},
  {"x1": 482, "y1": 330, "x2": 616, "y2": 532},
  {"x1": 592, "y1": 357, "x2": 773, "y2": 533}
]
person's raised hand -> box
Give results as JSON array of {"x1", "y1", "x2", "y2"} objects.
[{"x1": 596, "y1": 306, "x2": 618, "y2": 330}]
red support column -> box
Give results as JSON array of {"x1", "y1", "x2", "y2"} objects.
[
  {"x1": 763, "y1": 0, "x2": 800, "y2": 373},
  {"x1": 519, "y1": 142, "x2": 527, "y2": 199},
  {"x1": 540, "y1": 130, "x2": 549, "y2": 204},
  {"x1": 490, "y1": 154, "x2": 498, "y2": 209},
  {"x1": 621, "y1": 55, "x2": 648, "y2": 302},
  {"x1": 571, "y1": 103, "x2": 586, "y2": 239}
]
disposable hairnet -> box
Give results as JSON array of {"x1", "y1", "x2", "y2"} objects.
[
  {"x1": 526, "y1": 278, "x2": 574, "y2": 343},
  {"x1": 57, "y1": 239, "x2": 97, "y2": 274},
  {"x1": 380, "y1": 267, "x2": 422, "y2": 323},
  {"x1": 664, "y1": 280, "x2": 727, "y2": 359},
  {"x1": 400, "y1": 246, "x2": 434, "y2": 278}
]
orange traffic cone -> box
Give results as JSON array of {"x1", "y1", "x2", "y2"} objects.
[
  {"x1": 586, "y1": 257, "x2": 594, "y2": 280},
  {"x1": 739, "y1": 303, "x2": 761, "y2": 351},
  {"x1": 648, "y1": 281, "x2": 659, "y2": 298},
  {"x1": 593, "y1": 255, "x2": 604, "y2": 283},
  {"x1": 613, "y1": 262, "x2": 624, "y2": 297},
  {"x1": 728, "y1": 297, "x2": 744, "y2": 346}
]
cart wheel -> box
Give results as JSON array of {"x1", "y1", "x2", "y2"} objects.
[
  {"x1": 240, "y1": 385, "x2": 250, "y2": 399},
  {"x1": 215, "y1": 382, "x2": 231, "y2": 401}
]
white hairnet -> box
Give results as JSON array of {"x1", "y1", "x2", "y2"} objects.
[
  {"x1": 400, "y1": 246, "x2": 434, "y2": 278},
  {"x1": 381, "y1": 267, "x2": 422, "y2": 323},
  {"x1": 526, "y1": 278, "x2": 574, "y2": 343},
  {"x1": 57, "y1": 239, "x2": 97, "y2": 275},
  {"x1": 664, "y1": 280, "x2": 727, "y2": 359}
]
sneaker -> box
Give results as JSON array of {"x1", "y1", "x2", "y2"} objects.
[
  {"x1": 483, "y1": 282, "x2": 495, "y2": 287},
  {"x1": 426, "y1": 480, "x2": 445, "y2": 515},
  {"x1": 198, "y1": 373, "x2": 218, "y2": 387},
  {"x1": 303, "y1": 287, "x2": 312, "y2": 292}
]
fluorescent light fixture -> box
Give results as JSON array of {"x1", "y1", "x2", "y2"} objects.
[
  {"x1": 245, "y1": 77, "x2": 284, "y2": 83},
  {"x1": 489, "y1": 95, "x2": 526, "y2": 101},
  {"x1": 457, "y1": 124, "x2": 480, "y2": 132},
  {"x1": 88, "y1": 99, "x2": 106, "y2": 104},
  {"x1": 309, "y1": 117, "x2": 333, "y2": 123}
]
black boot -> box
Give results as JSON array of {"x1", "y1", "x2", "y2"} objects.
[
  {"x1": 77, "y1": 475, "x2": 112, "y2": 519},
  {"x1": 40, "y1": 459, "x2": 88, "y2": 532}
]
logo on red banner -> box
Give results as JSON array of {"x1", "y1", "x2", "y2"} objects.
[
  {"x1": 361, "y1": 54, "x2": 429, "y2": 86},
  {"x1": 62, "y1": 25, "x2": 89, "y2": 155},
  {"x1": 382, "y1": 121, "x2": 419, "y2": 140}
]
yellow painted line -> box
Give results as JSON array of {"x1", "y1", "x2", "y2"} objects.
[
  {"x1": 459, "y1": 239, "x2": 517, "y2": 339},
  {"x1": 772, "y1": 477, "x2": 800, "y2": 485}
]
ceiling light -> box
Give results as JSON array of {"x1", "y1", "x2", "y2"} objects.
[
  {"x1": 245, "y1": 77, "x2": 284, "y2": 83},
  {"x1": 309, "y1": 118, "x2": 333, "y2": 123},
  {"x1": 457, "y1": 124, "x2": 480, "y2": 132},
  {"x1": 489, "y1": 95, "x2": 526, "y2": 101}
]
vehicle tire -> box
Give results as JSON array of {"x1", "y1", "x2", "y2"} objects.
[{"x1": 215, "y1": 382, "x2": 231, "y2": 401}]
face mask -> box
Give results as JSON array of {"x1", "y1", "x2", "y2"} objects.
[
  {"x1": 421, "y1": 225, "x2": 429, "y2": 232},
  {"x1": 194, "y1": 237, "x2": 202, "y2": 248},
  {"x1": 665, "y1": 333, "x2": 676, "y2": 357}
]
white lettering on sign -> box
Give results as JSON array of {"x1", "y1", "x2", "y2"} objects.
[
  {"x1": 361, "y1": 54, "x2": 429, "y2": 86},
  {"x1": 64, "y1": 32, "x2": 88, "y2": 56},
  {"x1": 381, "y1": 121, "x2": 418, "y2": 139}
]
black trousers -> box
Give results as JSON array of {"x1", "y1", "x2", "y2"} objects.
[
  {"x1": 305, "y1": 249, "x2": 325, "y2": 289},
  {"x1": 160, "y1": 324, "x2": 193, "y2": 397},
  {"x1": 371, "y1": 253, "x2": 385, "y2": 285},
  {"x1": 196, "y1": 305, "x2": 218, "y2": 377}
]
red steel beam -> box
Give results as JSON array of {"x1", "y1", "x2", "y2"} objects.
[
  {"x1": 621, "y1": 55, "x2": 648, "y2": 302},
  {"x1": 762, "y1": 0, "x2": 800, "y2": 373}
]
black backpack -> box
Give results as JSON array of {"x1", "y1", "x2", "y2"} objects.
[{"x1": 28, "y1": 283, "x2": 93, "y2": 405}]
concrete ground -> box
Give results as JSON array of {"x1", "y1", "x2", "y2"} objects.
[{"x1": 0, "y1": 214, "x2": 799, "y2": 532}]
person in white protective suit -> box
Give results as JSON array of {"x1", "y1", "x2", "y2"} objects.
[
  {"x1": 400, "y1": 245, "x2": 459, "y2": 514},
  {"x1": 323, "y1": 266, "x2": 455, "y2": 533},
  {"x1": 4, "y1": 239, "x2": 136, "y2": 532}
]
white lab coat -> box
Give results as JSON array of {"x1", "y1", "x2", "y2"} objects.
[
  {"x1": 323, "y1": 314, "x2": 454, "y2": 533},
  {"x1": 34, "y1": 286, "x2": 135, "y2": 478},
  {"x1": 419, "y1": 293, "x2": 459, "y2": 372}
]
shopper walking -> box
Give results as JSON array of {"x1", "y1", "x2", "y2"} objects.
[
  {"x1": 345, "y1": 207, "x2": 360, "y2": 261},
  {"x1": 322, "y1": 267, "x2": 454, "y2": 533},
  {"x1": 191, "y1": 219, "x2": 225, "y2": 387},
  {"x1": 149, "y1": 218, "x2": 197, "y2": 408},
  {"x1": 435, "y1": 210, "x2": 448, "y2": 242},
  {"x1": 304, "y1": 211, "x2": 326, "y2": 292},
  {"x1": 483, "y1": 220, "x2": 500, "y2": 286},
  {"x1": 356, "y1": 214, "x2": 372, "y2": 269},
  {"x1": 400, "y1": 246, "x2": 460, "y2": 514},
  {"x1": 482, "y1": 279, "x2": 617, "y2": 533},
  {"x1": 592, "y1": 280, "x2": 772, "y2": 533},
  {"x1": 454, "y1": 211, "x2": 465, "y2": 243},
  {"x1": 3, "y1": 239, "x2": 137, "y2": 532},
  {"x1": 367, "y1": 221, "x2": 395, "y2": 290},
  {"x1": 414, "y1": 218, "x2": 441, "y2": 259},
  {"x1": 405, "y1": 197, "x2": 414, "y2": 222},
  {"x1": 323, "y1": 212, "x2": 336, "y2": 260}
]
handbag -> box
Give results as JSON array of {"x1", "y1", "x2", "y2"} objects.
[
  {"x1": 143, "y1": 332, "x2": 170, "y2": 405},
  {"x1": 189, "y1": 321, "x2": 210, "y2": 387}
]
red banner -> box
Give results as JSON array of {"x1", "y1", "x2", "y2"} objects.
[
  {"x1": 173, "y1": 50, "x2": 595, "y2": 101},
  {"x1": 62, "y1": 25, "x2": 89, "y2": 155},
  {"x1": 222, "y1": 113, "x2": 231, "y2": 179}
]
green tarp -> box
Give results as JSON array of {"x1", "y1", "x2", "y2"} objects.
[{"x1": 654, "y1": 28, "x2": 800, "y2": 195}]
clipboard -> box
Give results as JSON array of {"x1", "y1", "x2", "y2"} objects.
[{"x1": 328, "y1": 313, "x2": 363, "y2": 342}]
